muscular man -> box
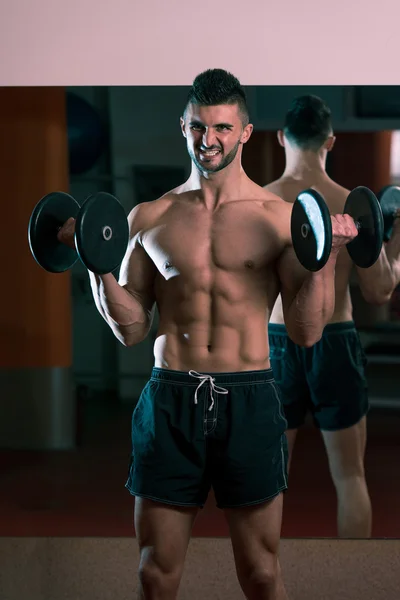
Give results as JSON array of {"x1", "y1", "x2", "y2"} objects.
[
  {"x1": 59, "y1": 73, "x2": 357, "y2": 599},
  {"x1": 265, "y1": 94, "x2": 400, "y2": 539}
]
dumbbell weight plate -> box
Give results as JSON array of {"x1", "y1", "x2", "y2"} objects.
[
  {"x1": 344, "y1": 186, "x2": 383, "y2": 268},
  {"x1": 291, "y1": 189, "x2": 333, "y2": 271},
  {"x1": 75, "y1": 192, "x2": 130, "y2": 274},
  {"x1": 28, "y1": 192, "x2": 80, "y2": 273},
  {"x1": 377, "y1": 184, "x2": 400, "y2": 242}
]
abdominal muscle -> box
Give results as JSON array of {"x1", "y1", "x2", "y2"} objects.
[{"x1": 153, "y1": 280, "x2": 274, "y2": 373}]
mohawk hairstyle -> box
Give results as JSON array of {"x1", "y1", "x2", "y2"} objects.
[{"x1": 184, "y1": 68, "x2": 249, "y2": 125}]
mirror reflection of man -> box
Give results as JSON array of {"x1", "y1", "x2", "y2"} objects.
[{"x1": 266, "y1": 94, "x2": 400, "y2": 538}]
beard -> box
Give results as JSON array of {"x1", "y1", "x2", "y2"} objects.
[{"x1": 188, "y1": 139, "x2": 241, "y2": 174}]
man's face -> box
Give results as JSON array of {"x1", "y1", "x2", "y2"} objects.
[{"x1": 181, "y1": 103, "x2": 252, "y2": 174}]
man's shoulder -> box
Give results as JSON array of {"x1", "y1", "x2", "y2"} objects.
[
  {"x1": 258, "y1": 185, "x2": 291, "y2": 215},
  {"x1": 247, "y1": 177, "x2": 287, "y2": 206},
  {"x1": 323, "y1": 179, "x2": 352, "y2": 212},
  {"x1": 128, "y1": 189, "x2": 183, "y2": 220},
  {"x1": 126, "y1": 193, "x2": 177, "y2": 233},
  {"x1": 329, "y1": 180, "x2": 351, "y2": 198},
  {"x1": 246, "y1": 183, "x2": 292, "y2": 238},
  {"x1": 263, "y1": 178, "x2": 297, "y2": 209},
  {"x1": 263, "y1": 178, "x2": 283, "y2": 194}
]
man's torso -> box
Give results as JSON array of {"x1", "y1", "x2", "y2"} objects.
[{"x1": 138, "y1": 184, "x2": 293, "y2": 372}]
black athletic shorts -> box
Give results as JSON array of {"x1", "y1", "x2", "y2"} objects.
[
  {"x1": 269, "y1": 321, "x2": 369, "y2": 431},
  {"x1": 125, "y1": 367, "x2": 288, "y2": 509}
]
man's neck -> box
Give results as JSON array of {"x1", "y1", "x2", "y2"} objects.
[
  {"x1": 282, "y1": 152, "x2": 327, "y2": 181},
  {"x1": 186, "y1": 162, "x2": 247, "y2": 209}
]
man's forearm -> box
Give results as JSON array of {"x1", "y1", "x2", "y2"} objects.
[
  {"x1": 88, "y1": 272, "x2": 151, "y2": 346},
  {"x1": 286, "y1": 255, "x2": 337, "y2": 347}
]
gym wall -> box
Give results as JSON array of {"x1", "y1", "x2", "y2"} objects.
[{"x1": 0, "y1": 87, "x2": 75, "y2": 450}]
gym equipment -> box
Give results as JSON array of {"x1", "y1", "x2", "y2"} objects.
[
  {"x1": 377, "y1": 185, "x2": 400, "y2": 241},
  {"x1": 28, "y1": 192, "x2": 80, "y2": 273},
  {"x1": 291, "y1": 186, "x2": 384, "y2": 271},
  {"x1": 291, "y1": 189, "x2": 332, "y2": 272},
  {"x1": 344, "y1": 186, "x2": 384, "y2": 268},
  {"x1": 28, "y1": 191, "x2": 129, "y2": 274},
  {"x1": 74, "y1": 192, "x2": 130, "y2": 274}
]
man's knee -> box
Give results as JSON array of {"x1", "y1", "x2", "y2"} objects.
[
  {"x1": 138, "y1": 549, "x2": 182, "y2": 597},
  {"x1": 248, "y1": 564, "x2": 279, "y2": 588},
  {"x1": 238, "y1": 553, "x2": 280, "y2": 597},
  {"x1": 331, "y1": 464, "x2": 366, "y2": 489}
]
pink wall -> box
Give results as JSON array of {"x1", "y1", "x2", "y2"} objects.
[{"x1": 0, "y1": 0, "x2": 399, "y2": 85}]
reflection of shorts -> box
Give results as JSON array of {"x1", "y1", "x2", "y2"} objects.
[
  {"x1": 125, "y1": 367, "x2": 288, "y2": 509},
  {"x1": 269, "y1": 322, "x2": 369, "y2": 431}
]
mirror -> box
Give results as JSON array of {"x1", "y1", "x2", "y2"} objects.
[{"x1": 1, "y1": 85, "x2": 399, "y2": 541}]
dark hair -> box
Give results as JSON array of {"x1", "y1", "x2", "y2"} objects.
[
  {"x1": 283, "y1": 95, "x2": 332, "y2": 150},
  {"x1": 184, "y1": 68, "x2": 249, "y2": 125}
]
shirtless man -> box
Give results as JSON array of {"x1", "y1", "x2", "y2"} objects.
[
  {"x1": 59, "y1": 73, "x2": 358, "y2": 599},
  {"x1": 265, "y1": 94, "x2": 400, "y2": 539}
]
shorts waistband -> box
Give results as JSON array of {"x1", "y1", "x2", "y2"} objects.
[
  {"x1": 150, "y1": 367, "x2": 274, "y2": 386},
  {"x1": 268, "y1": 321, "x2": 356, "y2": 336}
]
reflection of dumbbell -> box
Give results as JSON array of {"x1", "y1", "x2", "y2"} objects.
[
  {"x1": 377, "y1": 185, "x2": 400, "y2": 241},
  {"x1": 291, "y1": 186, "x2": 384, "y2": 271},
  {"x1": 28, "y1": 191, "x2": 129, "y2": 274}
]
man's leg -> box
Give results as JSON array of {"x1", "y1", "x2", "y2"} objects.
[
  {"x1": 285, "y1": 429, "x2": 298, "y2": 472},
  {"x1": 269, "y1": 325, "x2": 309, "y2": 474},
  {"x1": 321, "y1": 416, "x2": 372, "y2": 538},
  {"x1": 134, "y1": 498, "x2": 198, "y2": 599},
  {"x1": 126, "y1": 370, "x2": 209, "y2": 598},
  {"x1": 210, "y1": 369, "x2": 289, "y2": 600},
  {"x1": 307, "y1": 323, "x2": 372, "y2": 538},
  {"x1": 225, "y1": 494, "x2": 288, "y2": 600}
]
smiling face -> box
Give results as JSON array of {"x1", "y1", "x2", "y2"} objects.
[{"x1": 181, "y1": 103, "x2": 253, "y2": 175}]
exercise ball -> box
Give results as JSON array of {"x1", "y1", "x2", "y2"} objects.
[{"x1": 66, "y1": 92, "x2": 106, "y2": 175}]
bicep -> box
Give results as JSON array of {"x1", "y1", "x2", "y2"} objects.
[
  {"x1": 118, "y1": 206, "x2": 158, "y2": 314},
  {"x1": 354, "y1": 242, "x2": 389, "y2": 284},
  {"x1": 354, "y1": 243, "x2": 394, "y2": 302}
]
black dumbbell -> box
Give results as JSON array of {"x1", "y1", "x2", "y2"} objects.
[
  {"x1": 28, "y1": 191, "x2": 129, "y2": 274},
  {"x1": 377, "y1": 185, "x2": 400, "y2": 241},
  {"x1": 291, "y1": 186, "x2": 384, "y2": 271}
]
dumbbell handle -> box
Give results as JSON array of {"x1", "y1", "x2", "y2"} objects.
[
  {"x1": 57, "y1": 222, "x2": 113, "y2": 241},
  {"x1": 301, "y1": 217, "x2": 361, "y2": 239}
]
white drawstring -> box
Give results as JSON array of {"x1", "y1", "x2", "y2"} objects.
[{"x1": 189, "y1": 370, "x2": 229, "y2": 411}]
